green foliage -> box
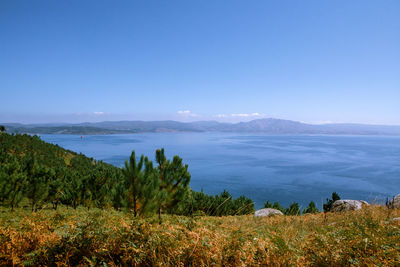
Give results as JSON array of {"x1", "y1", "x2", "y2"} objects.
[
  {"x1": 285, "y1": 202, "x2": 301, "y2": 215},
  {"x1": 45, "y1": 173, "x2": 63, "y2": 210},
  {"x1": 122, "y1": 151, "x2": 159, "y2": 216},
  {"x1": 265, "y1": 200, "x2": 318, "y2": 215},
  {"x1": 26, "y1": 162, "x2": 54, "y2": 211},
  {"x1": 110, "y1": 173, "x2": 127, "y2": 210},
  {"x1": 303, "y1": 201, "x2": 319, "y2": 214},
  {"x1": 123, "y1": 151, "x2": 144, "y2": 216},
  {"x1": 0, "y1": 133, "x2": 123, "y2": 210},
  {"x1": 139, "y1": 158, "x2": 159, "y2": 215},
  {"x1": 264, "y1": 200, "x2": 285, "y2": 213},
  {"x1": 175, "y1": 189, "x2": 255, "y2": 216},
  {"x1": 323, "y1": 192, "x2": 341, "y2": 212},
  {"x1": 0, "y1": 125, "x2": 5, "y2": 132},
  {"x1": 63, "y1": 170, "x2": 83, "y2": 209},
  {"x1": 155, "y1": 148, "x2": 191, "y2": 222},
  {"x1": 0, "y1": 156, "x2": 27, "y2": 210}
]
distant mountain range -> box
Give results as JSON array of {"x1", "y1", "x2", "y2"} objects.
[{"x1": 3, "y1": 118, "x2": 400, "y2": 135}]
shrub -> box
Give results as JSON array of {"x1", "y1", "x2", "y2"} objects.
[{"x1": 323, "y1": 192, "x2": 340, "y2": 212}]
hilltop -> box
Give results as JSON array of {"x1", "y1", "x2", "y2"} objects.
[{"x1": 3, "y1": 118, "x2": 400, "y2": 135}]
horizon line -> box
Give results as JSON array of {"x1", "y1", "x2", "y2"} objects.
[{"x1": 2, "y1": 118, "x2": 400, "y2": 127}]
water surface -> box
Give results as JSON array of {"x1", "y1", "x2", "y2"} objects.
[{"x1": 40, "y1": 133, "x2": 400, "y2": 209}]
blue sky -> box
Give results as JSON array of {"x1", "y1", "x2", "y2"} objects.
[{"x1": 1, "y1": 0, "x2": 399, "y2": 124}]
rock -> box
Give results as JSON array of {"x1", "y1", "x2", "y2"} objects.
[
  {"x1": 254, "y1": 208, "x2": 284, "y2": 217},
  {"x1": 331, "y1": 200, "x2": 369, "y2": 212},
  {"x1": 389, "y1": 194, "x2": 400, "y2": 209},
  {"x1": 391, "y1": 217, "x2": 400, "y2": 222}
]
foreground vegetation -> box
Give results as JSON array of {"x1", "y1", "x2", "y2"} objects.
[{"x1": 1, "y1": 205, "x2": 399, "y2": 266}]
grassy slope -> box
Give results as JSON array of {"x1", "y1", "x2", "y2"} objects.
[{"x1": 1, "y1": 205, "x2": 399, "y2": 266}]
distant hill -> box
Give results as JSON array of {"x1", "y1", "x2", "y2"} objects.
[{"x1": 2, "y1": 118, "x2": 400, "y2": 135}]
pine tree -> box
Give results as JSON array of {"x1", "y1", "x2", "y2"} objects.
[
  {"x1": 63, "y1": 171, "x2": 83, "y2": 209},
  {"x1": 213, "y1": 190, "x2": 233, "y2": 216},
  {"x1": 155, "y1": 148, "x2": 191, "y2": 224},
  {"x1": 46, "y1": 172, "x2": 63, "y2": 210},
  {"x1": 0, "y1": 157, "x2": 27, "y2": 210},
  {"x1": 285, "y1": 202, "x2": 301, "y2": 215},
  {"x1": 137, "y1": 157, "x2": 159, "y2": 216},
  {"x1": 26, "y1": 163, "x2": 53, "y2": 211},
  {"x1": 303, "y1": 201, "x2": 319, "y2": 214},
  {"x1": 110, "y1": 170, "x2": 127, "y2": 210},
  {"x1": 264, "y1": 200, "x2": 285, "y2": 213},
  {"x1": 95, "y1": 165, "x2": 116, "y2": 208},
  {"x1": 123, "y1": 151, "x2": 145, "y2": 217},
  {"x1": 323, "y1": 192, "x2": 341, "y2": 212},
  {"x1": 264, "y1": 200, "x2": 274, "y2": 208},
  {"x1": 79, "y1": 174, "x2": 91, "y2": 209}
]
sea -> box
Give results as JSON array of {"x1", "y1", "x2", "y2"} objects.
[{"x1": 40, "y1": 133, "x2": 400, "y2": 209}]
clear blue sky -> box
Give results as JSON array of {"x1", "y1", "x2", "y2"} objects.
[{"x1": 1, "y1": 0, "x2": 399, "y2": 124}]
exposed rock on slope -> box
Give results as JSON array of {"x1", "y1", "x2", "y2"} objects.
[
  {"x1": 389, "y1": 194, "x2": 400, "y2": 209},
  {"x1": 254, "y1": 208, "x2": 284, "y2": 217},
  {"x1": 331, "y1": 200, "x2": 369, "y2": 212}
]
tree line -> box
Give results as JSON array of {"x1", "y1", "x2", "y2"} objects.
[
  {"x1": 264, "y1": 192, "x2": 341, "y2": 215},
  {"x1": 0, "y1": 133, "x2": 254, "y2": 221}
]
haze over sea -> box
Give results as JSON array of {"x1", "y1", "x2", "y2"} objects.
[{"x1": 41, "y1": 133, "x2": 400, "y2": 209}]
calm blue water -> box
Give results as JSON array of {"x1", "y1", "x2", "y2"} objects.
[{"x1": 40, "y1": 133, "x2": 400, "y2": 209}]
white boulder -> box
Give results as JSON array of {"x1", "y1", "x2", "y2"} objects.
[
  {"x1": 389, "y1": 194, "x2": 400, "y2": 209},
  {"x1": 331, "y1": 200, "x2": 369, "y2": 212},
  {"x1": 254, "y1": 208, "x2": 284, "y2": 217}
]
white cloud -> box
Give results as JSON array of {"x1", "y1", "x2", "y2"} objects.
[
  {"x1": 74, "y1": 112, "x2": 106, "y2": 116},
  {"x1": 231, "y1": 112, "x2": 264, "y2": 117},
  {"x1": 308, "y1": 120, "x2": 334, "y2": 125},
  {"x1": 176, "y1": 110, "x2": 265, "y2": 121},
  {"x1": 214, "y1": 114, "x2": 228, "y2": 118},
  {"x1": 177, "y1": 110, "x2": 198, "y2": 117},
  {"x1": 231, "y1": 113, "x2": 249, "y2": 117}
]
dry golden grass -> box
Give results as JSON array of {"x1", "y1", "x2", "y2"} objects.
[{"x1": 1, "y1": 205, "x2": 399, "y2": 266}]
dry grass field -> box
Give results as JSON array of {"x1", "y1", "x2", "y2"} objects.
[{"x1": 1, "y1": 205, "x2": 399, "y2": 266}]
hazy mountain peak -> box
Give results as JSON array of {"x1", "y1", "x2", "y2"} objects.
[{"x1": 2, "y1": 118, "x2": 400, "y2": 135}]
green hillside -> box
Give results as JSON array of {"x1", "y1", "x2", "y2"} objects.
[{"x1": 0, "y1": 133, "x2": 123, "y2": 211}]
